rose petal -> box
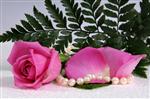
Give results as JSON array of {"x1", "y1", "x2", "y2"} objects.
[
  {"x1": 65, "y1": 47, "x2": 106, "y2": 80},
  {"x1": 29, "y1": 49, "x2": 48, "y2": 78},
  {"x1": 98, "y1": 47, "x2": 145, "y2": 78},
  {"x1": 13, "y1": 55, "x2": 31, "y2": 81},
  {"x1": 42, "y1": 49, "x2": 61, "y2": 84},
  {"x1": 8, "y1": 41, "x2": 51, "y2": 65},
  {"x1": 14, "y1": 73, "x2": 44, "y2": 89},
  {"x1": 27, "y1": 65, "x2": 36, "y2": 80},
  {"x1": 13, "y1": 60, "x2": 36, "y2": 82},
  {"x1": 116, "y1": 55, "x2": 146, "y2": 77}
]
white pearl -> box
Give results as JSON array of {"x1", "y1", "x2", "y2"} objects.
[
  {"x1": 56, "y1": 75, "x2": 64, "y2": 84},
  {"x1": 120, "y1": 77, "x2": 127, "y2": 85},
  {"x1": 96, "y1": 75, "x2": 103, "y2": 80},
  {"x1": 129, "y1": 75, "x2": 134, "y2": 79},
  {"x1": 111, "y1": 77, "x2": 119, "y2": 85},
  {"x1": 127, "y1": 75, "x2": 134, "y2": 84},
  {"x1": 130, "y1": 75, "x2": 134, "y2": 78},
  {"x1": 61, "y1": 78, "x2": 69, "y2": 86},
  {"x1": 103, "y1": 76, "x2": 111, "y2": 82},
  {"x1": 77, "y1": 78, "x2": 84, "y2": 85},
  {"x1": 91, "y1": 74, "x2": 96, "y2": 79},
  {"x1": 87, "y1": 74, "x2": 93, "y2": 79},
  {"x1": 68, "y1": 79, "x2": 76, "y2": 87},
  {"x1": 56, "y1": 75, "x2": 63, "y2": 80},
  {"x1": 84, "y1": 76, "x2": 91, "y2": 83}
]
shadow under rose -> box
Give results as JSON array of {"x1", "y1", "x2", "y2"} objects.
[{"x1": 0, "y1": 76, "x2": 15, "y2": 89}]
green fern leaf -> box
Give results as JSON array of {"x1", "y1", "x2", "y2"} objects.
[
  {"x1": 25, "y1": 14, "x2": 44, "y2": 30},
  {"x1": 16, "y1": 25, "x2": 27, "y2": 33},
  {"x1": 84, "y1": 26, "x2": 97, "y2": 32},
  {"x1": 74, "y1": 31, "x2": 88, "y2": 37},
  {"x1": 108, "y1": 0, "x2": 118, "y2": 5},
  {"x1": 92, "y1": 0, "x2": 101, "y2": 11},
  {"x1": 105, "y1": 20, "x2": 117, "y2": 26},
  {"x1": 23, "y1": 30, "x2": 59, "y2": 47},
  {"x1": 102, "y1": 0, "x2": 136, "y2": 49},
  {"x1": 120, "y1": 4, "x2": 135, "y2": 14},
  {"x1": 105, "y1": 4, "x2": 118, "y2": 11},
  {"x1": 21, "y1": 20, "x2": 35, "y2": 32},
  {"x1": 84, "y1": 18, "x2": 95, "y2": 23},
  {"x1": 45, "y1": 0, "x2": 66, "y2": 28},
  {"x1": 75, "y1": 83, "x2": 110, "y2": 90},
  {"x1": 61, "y1": 0, "x2": 83, "y2": 29},
  {"x1": 134, "y1": 67, "x2": 147, "y2": 78},
  {"x1": 81, "y1": 0, "x2": 104, "y2": 30},
  {"x1": 0, "y1": 31, "x2": 19, "y2": 42},
  {"x1": 98, "y1": 15, "x2": 105, "y2": 26},
  {"x1": 33, "y1": 6, "x2": 54, "y2": 29},
  {"x1": 54, "y1": 30, "x2": 72, "y2": 52},
  {"x1": 82, "y1": 10, "x2": 92, "y2": 16},
  {"x1": 119, "y1": 0, "x2": 129, "y2": 6},
  {"x1": 103, "y1": 10, "x2": 117, "y2": 18},
  {"x1": 120, "y1": 10, "x2": 137, "y2": 21},
  {"x1": 68, "y1": 24, "x2": 79, "y2": 29},
  {"x1": 81, "y1": 2, "x2": 90, "y2": 9},
  {"x1": 95, "y1": 6, "x2": 104, "y2": 19},
  {"x1": 101, "y1": 26, "x2": 117, "y2": 37}
]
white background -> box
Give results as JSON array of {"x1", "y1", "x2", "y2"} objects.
[{"x1": 0, "y1": 0, "x2": 150, "y2": 98}]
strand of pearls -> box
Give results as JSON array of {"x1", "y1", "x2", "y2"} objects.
[
  {"x1": 56, "y1": 74, "x2": 134, "y2": 87},
  {"x1": 111, "y1": 75, "x2": 134, "y2": 85}
]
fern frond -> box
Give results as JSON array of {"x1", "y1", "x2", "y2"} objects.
[
  {"x1": 33, "y1": 6, "x2": 54, "y2": 29},
  {"x1": 45, "y1": 0, "x2": 66, "y2": 28},
  {"x1": 61, "y1": 0, "x2": 83, "y2": 29},
  {"x1": 81, "y1": 0, "x2": 104, "y2": 32}
]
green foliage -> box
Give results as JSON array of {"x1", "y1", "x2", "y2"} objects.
[
  {"x1": 61, "y1": 0, "x2": 86, "y2": 48},
  {"x1": 33, "y1": 6, "x2": 54, "y2": 29},
  {"x1": 134, "y1": 67, "x2": 147, "y2": 78},
  {"x1": 45, "y1": 0, "x2": 66, "y2": 28},
  {"x1": 75, "y1": 83, "x2": 110, "y2": 90},
  {"x1": 60, "y1": 53, "x2": 70, "y2": 63},
  {"x1": 103, "y1": 0, "x2": 137, "y2": 49},
  {"x1": 61, "y1": 0, "x2": 83, "y2": 29},
  {"x1": 78, "y1": 0, "x2": 105, "y2": 48},
  {"x1": 54, "y1": 30, "x2": 72, "y2": 52},
  {"x1": 124, "y1": 0, "x2": 150, "y2": 77},
  {"x1": 0, "y1": 0, "x2": 150, "y2": 78},
  {"x1": 81, "y1": 0, "x2": 104, "y2": 32},
  {"x1": 0, "y1": 31, "x2": 24, "y2": 42}
]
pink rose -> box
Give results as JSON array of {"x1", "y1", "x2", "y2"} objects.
[{"x1": 8, "y1": 41, "x2": 61, "y2": 89}]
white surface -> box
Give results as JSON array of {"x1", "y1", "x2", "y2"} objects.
[
  {"x1": 0, "y1": 0, "x2": 150, "y2": 98},
  {"x1": 1, "y1": 70, "x2": 150, "y2": 98}
]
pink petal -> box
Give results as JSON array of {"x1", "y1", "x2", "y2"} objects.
[
  {"x1": 13, "y1": 56, "x2": 45, "y2": 89},
  {"x1": 29, "y1": 49, "x2": 48, "y2": 78},
  {"x1": 98, "y1": 47, "x2": 146, "y2": 78},
  {"x1": 27, "y1": 65, "x2": 36, "y2": 80},
  {"x1": 8, "y1": 41, "x2": 51, "y2": 65},
  {"x1": 14, "y1": 73, "x2": 44, "y2": 89},
  {"x1": 116, "y1": 55, "x2": 146, "y2": 77},
  {"x1": 65, "y1": 47, "x2": 106, "y2": 80},
  {"x1": 42, "y1": 49, "x2": 62, "y2": 84},
  {"x1": 13, "y1": 55, "x2": 33, "y2": 81}
]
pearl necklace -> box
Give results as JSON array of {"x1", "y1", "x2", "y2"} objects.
[{"x1": 56, "y1": 74, "x2": 134, "y2": 87}]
